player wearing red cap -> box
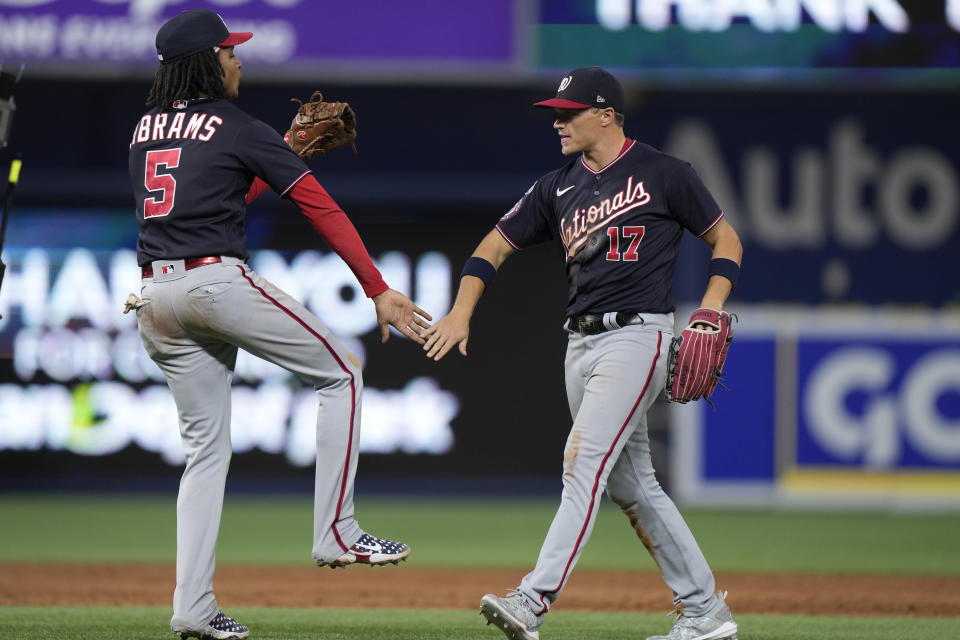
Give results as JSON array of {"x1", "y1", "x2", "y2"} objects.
[
  {"x1": 425, "y1": 67, "x2": 742, "y2": 640},
  {"x1": 130, "y1": 9, "x2": 429, "y2": 640}
]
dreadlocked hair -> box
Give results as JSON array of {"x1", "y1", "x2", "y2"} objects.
[{"x1": 147, "y1": 48, "x2": 225, "y2": 111}]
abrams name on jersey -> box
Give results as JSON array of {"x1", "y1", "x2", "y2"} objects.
[{"x1": 130, "y1": 112, "x2": 224, "y2": 147}]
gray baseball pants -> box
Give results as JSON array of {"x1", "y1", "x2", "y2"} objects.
[
  {"x1": 135, "y1": 257, "x2": 364, "y2": 632},
  {"x1": 517, "y1": 313, "x2": 719, "y2": 617}
]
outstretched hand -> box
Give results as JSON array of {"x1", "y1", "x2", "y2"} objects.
[
  {"x1": 422, "y1": 309, "x2": 471, "y2": 361},
  {"x1": 372, "y1": 289, "x2": 432, "y2": 344}
]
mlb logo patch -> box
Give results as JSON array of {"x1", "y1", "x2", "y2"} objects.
[
  {"x1": 161, "y1": 264, "x2": 176, "y2": 275},
  {"x1": 172, "y1": 100, "x2": 188, "y2": 109}
]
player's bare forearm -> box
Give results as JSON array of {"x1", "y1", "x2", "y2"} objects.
[
  {"x1": 698, "y1": 218, "x2": 742, "y2": 311},
  {"x1": 423, "y1": 230, "x2": 515, "y2": 360},
  {"x1": 450, "y1": 276, "x2": 486, "y2": 317},
  {"x1": 446, "y1": 231, "x2": 512, "y2": 316},
  {"x1": 474, "y1": 229, "x2": 517, "y2": 270},
  {"x1": 700, "y1": 276, "x2": 733, "y2": 311}
]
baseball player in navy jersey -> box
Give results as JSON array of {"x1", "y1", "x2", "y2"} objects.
[
  {"x1": 127, "y1": 10, "x2": 429, "y2": 640},
  {"x1": 423, "y1": 67, "x2": 743, "y2": 640}
]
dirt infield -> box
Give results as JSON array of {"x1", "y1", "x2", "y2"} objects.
[{"x1": 2, "y1": 564, "x2": 959, "y2": 617}]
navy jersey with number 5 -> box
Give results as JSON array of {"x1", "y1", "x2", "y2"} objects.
[
  {"x1": 496, "y1": 140, "x2": 723, "y2": 317},
  {"x1": 129, "y1": 98, "x2": 311, "y2": 266}
]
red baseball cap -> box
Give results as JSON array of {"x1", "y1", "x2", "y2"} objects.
[
  {"x1": 156, "y1": 9, "x2": 252, "y2": 64},
  {"x1": 534, "y1": 67, "x2": 625, "y2": 113}
]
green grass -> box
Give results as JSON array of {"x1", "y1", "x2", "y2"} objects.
[
  {"x1": 1, "y1": 494, "x2": 958, "y2": 575},
  {"x1": 1, "y1": 495, "x2": 957, "y2": 639},
  {"x1": 0, "y1": 607, "x2": 954, "y2": 640}
]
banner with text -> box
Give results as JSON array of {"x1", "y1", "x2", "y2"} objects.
[
  {"x1": 0, "y1": 0, "x2": 517, "y2": 74},
  {"x1": 670, "y1": 307, "x2": 960, "y2": 508}
]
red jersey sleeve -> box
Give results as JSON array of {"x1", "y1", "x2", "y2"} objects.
[
  {"x1": 286, "y1": 175, "x2": 388, "y2": 298},
  {"x1": 245, "y1": 177, "x2": 270, "y2": 204}
]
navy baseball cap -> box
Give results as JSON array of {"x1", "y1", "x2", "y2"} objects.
[
  {"x1": 534, "y1": 66, "x2": 624, "y2": 113},
  {"x1": 156, "y1": 9, "x2": 252, "y2": 64}
]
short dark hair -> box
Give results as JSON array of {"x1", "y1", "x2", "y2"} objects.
[
  {"x1": 592, "y1": 106, "x2": 625, "y2": 128},
  {"x1": 147, "y1": 48, "x2": 225, "y2": 110}
]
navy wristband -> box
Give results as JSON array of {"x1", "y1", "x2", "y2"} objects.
[
  {"x1": 460, "y1": 257, "x2": 497, "y2": 288},
  {"x1": 708, "y1": 258, "x2": 740, "y2": 288}
]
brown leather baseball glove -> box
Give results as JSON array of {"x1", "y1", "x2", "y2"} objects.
[
  {"x1": 665, "y1": 308, "x2": 735, "y2": 405},
  {"x1": 284, "y1": 90, "x2": 357, "y2": 158}
]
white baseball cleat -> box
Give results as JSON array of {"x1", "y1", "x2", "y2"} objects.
[
  {"x1": 480, "y1": 590, "x2": 543, "y2": 640},
  {"x1": 645, "y1": 591, "x2": 738, "y2": 640}
]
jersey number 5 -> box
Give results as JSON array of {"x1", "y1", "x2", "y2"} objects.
[
  {"x1": 606, "y1": 225, "x2": 645, "y2": 261},
  {"x1": 143, "y1": 148, "x2": 182, "y2": 218}
]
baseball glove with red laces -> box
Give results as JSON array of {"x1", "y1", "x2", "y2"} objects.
[
  {"x1": 284, "y1": 90, "x2": 357, "y2": 158},
  {"x1": 665, "y1": 308, "x2": 735, "y2": 406}
]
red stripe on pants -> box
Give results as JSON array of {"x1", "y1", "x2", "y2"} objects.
[
  {"x1": 537, "y1": 330, "x2": 663, "y2": 614},
  {"x1": 237, "y1": 265, "x2": 355, "y2": 551}
]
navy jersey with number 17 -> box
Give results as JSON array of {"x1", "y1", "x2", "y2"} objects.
[
  {"x1": 129, "y1": 98, "x2": 311, "y2": 266},
  {"x1": 496, "y1": 140, "x2": 724, "y2": 317}
]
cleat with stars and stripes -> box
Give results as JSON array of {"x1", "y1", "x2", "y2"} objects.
[
  {"x1": 174, "y1": 610, "x2": 249, "y2": 640},
  {"x1": 316, "y1": 532, "x2": 410, "y2": 568}
]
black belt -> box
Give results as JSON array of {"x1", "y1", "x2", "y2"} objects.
[
  {"x1": 142, "y1": 256, "x2": 222, "y2": 278},
  {"x1": 568, "y1": 312, "x2": 644, "y2": 336}
]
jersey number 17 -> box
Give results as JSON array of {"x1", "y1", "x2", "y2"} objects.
[{"x1": 606, "y1": 225, "x2": 645, "y2": 261}]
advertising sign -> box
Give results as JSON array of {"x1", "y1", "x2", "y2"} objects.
[
  {"x1": 0, "y1": 208, "x2": 573, "y2": 488},
  {"x1": 671, "y1": 308, "x2": 960, "y2": 507},
  {"x1": 797, "y1": 339, "x2": 960, "y2": 471},
  {"x1": 537, "y1": 1, "x2": 960, "y2": 84},
  {"x1": 0, "y1": 243, "x2": 459, "y2": 466},
  {"x1": 0, "y1": 0, "x2": 517, "y2": 74}
]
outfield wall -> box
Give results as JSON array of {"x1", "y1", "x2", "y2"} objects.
[
  {"x1": 671, "y1": 306, "x2": 960, "y2": 510},
  {"x1": 0, "y1": 77, "x2": 958, "y2": 507}
]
